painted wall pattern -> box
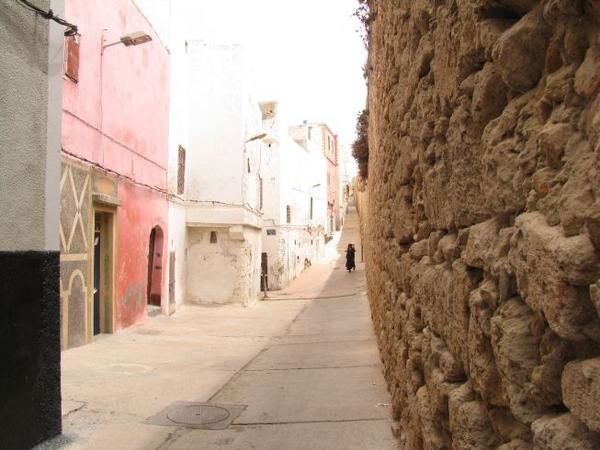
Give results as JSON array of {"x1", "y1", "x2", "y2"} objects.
[{"x1": 59, "y1": 162, "x2": 91, "y2": 349}]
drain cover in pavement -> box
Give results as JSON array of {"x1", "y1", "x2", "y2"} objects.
[
  {"x1": 147, "y1": 402, "x2": 246, "y2": 430},
  {"x1": 167, "y1": 404, "x2": 229, "y2": 425}
]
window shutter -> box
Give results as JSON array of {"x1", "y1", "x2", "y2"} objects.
[
  {"x1": 64, "y1": 35, "x2": 80, "y2": 82},
  {"x1": 177, "y1": 146, "x2": 186, "y2": 194}
]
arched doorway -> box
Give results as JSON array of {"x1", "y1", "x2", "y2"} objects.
[{"x1": 147, "y1": 226, "x2": 164, "y2": 309}]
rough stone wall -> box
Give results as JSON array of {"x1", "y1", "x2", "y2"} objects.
[
  {"x1": 365, "y1": 1, "x2": 600, "y2": 448},
  {"x1": 353, "y1": 177, "x2": 369, "y2": 248}
]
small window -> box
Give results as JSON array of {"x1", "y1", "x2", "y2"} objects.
[
  {"x1": 310, "y1": 197, "x2": 313, "y2": 220},
  {"x1": 210, "y1": 231, "x2": 217, "y2": 243},
  {"x1": 177, "y1": 146, "x2": 186, "y2": 194},
  {"x1": 247, "y1": 158, "x2": 251, "y2": 173},
  {"x1": 259, "y1": 177, "x2": 263, "y2": 210},
  {"x1": 286, "y1": 205, "x2": 291, "y2": 224},
  {"x1": 308, "y1": 126, "x2": 312, "y2": 140},
  {"x1": 64, "y1": 34, "x2": 80, "y2": 82}
]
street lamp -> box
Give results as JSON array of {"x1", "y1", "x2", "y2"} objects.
[
  {"x1": 99, "y1": 30, "x2": 153, "y2": 163},
  {"x1": 244, "y1": 132, "x2": 267, "y2": 143},
  {"x1": 102, "y1": 31, "x2": 152, "y2": 53},
  {"x1": 245, "y1": 132, "x2": 278, "y2": 147}
]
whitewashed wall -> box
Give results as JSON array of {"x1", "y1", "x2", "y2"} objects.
[
  {"x1": 186, "y1": 227, "x2": 260, "y2": 306},
  {"x1": 260, "y1": 113, "x2": 328, "y2": 289},
  {"x1": 184, "y1": 42, "x2": 262, "y2": 305},
  {"x1": 186, "y1": 42, "x2": 244, "y2": 204}
]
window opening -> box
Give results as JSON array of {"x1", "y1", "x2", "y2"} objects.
[{"x1": 177, "y1": 146, "x2": 186, "y2": 194}]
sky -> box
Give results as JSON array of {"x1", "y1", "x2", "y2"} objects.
[{"x1": 178, "y1": 0, "x2": 367, "y2": 180}]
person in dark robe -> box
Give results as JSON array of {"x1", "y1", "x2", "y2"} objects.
[{"x1": 346, "y1": 243, "x2": 356, "y2": 272}]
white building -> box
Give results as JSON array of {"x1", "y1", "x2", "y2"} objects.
[
  {"x1": 290, "y1": 122, "x2": 341, "y2": 235},
  {"x1": 167, "y1": 40, "x2": 264, "y2": 307},
  {"x1": 130, "y1": 0, "x2": 332, "y2": 303},
  {"x1": 260, "y1": 105, "x2": 328, "y2": 290}
]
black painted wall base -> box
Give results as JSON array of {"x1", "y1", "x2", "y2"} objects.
[{"x1": 0, "y1": 251, "x2": 61, "y2": 449}]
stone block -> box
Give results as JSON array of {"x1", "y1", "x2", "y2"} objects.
[
  {"x1": 537, "y1": 123, "x2": 571, "y2": 169},
  {"x1": 575, "y1": 46, "x2": 600, "y2": 98},
  {"x1": 531, "y1": 413, "x2": 600, "y2": 449},
  {"x1": 591, "y1": 282, "x2": 600, "y2": 318},
  {"x1": 448, "y1": 382, "x2": 500, "y2": 449},
  {"x1": 417, "y1": 262, "x2": 476, "y2": 368},
  {"x1": 464, "y1": 218, "x2": 501, "y2": 269},
  {"x1": 471, "y1": 63, "x2": 509, "y2": 134},
  {"x1": 409, "y1": 239, "x2": 429, "y2": 261},
  {"x1": 427, "y1": 231, "x2": 445, "y2": 259},
  {"x1": 468, "y1": 289, "x2": 508, "y2": 407},
  {"x1": 492, "y1": 7, "x2": 551, "y2": 93},
  {"x1": 497, "y1": 439, "x2": 532, "y2": 450},
  {"x1": 437, "y1": 234, "x2": 460, "y2": 263},
  {"x1": 530, "y1": 329, "x2": 574, "y2": 406},
  {"x1": 491, "y1": 298, "x2": 549, "y2": 423},
  {"x1": 488, "y1": 407, "x2": 533, "y2": 444},
  {"x1": 509, "y1": 212, "x2": 600, "y2": 341},
  {"x1": 562, "y1": 358, "x2": 600, "y2": 433},
  {"x1": 416, "y1": 385, "x2": 450, "y2": 450}
]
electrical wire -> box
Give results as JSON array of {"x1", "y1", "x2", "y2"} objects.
[
  {"x1": 61, "y1": 147, "x2": 263, "y2": 217},
  {"x1": 16, "y1": 0, "x2": 78, "y2": 36}
]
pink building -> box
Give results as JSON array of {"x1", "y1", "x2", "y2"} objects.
[
  {"x1": 59, "y1": 0, "x2": 169, "y2": 348},
  {"x1": 323, "y1": 126, "x2": 340, "y2": 233}
]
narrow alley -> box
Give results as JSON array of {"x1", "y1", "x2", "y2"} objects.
[
  {"x1": 38, "y1": 202, "x2": 396, "y2": 450},
  {"x1": 7, "y1": 1, "x2": 599, "y2": 448}
]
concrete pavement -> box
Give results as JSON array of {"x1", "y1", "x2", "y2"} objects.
[{"x1": 37, "y1": 201, "x2": 396, "y2": 450}]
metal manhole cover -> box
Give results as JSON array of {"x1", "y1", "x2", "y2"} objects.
[
  {"x1": 167, "y1": 404, "x2": 230, "y2": 426},
  {"x1": 147, "y1": 402, "x2": 247, "y2": 430}
]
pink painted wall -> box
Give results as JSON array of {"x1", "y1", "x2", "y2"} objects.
[
  {"x1": 325, "y1": 132, "x2": 338, "y2": 223},
  {"x1": 117, "y1": 183, "x2": 167, "y2": 329},
  {"x1": 62, "y1": 0, "x2": 169, "y2": 328},
  {"x1": 332, "y1": 135, "x2": 340, "y2": 225}
]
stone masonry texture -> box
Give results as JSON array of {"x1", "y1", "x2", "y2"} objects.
[{"x1": 364, "y1": 0, "x2": 600, "y2": 448}]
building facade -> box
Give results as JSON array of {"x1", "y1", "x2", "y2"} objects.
[
  {"x1": 59, "y1": 0, "x2": 170, "y2": 349},
  {"x1": 290, "y1": 122, "x2": 340, "y2": 234},
  {"x1": 1, "y1": 1, "x2": 64, "y2": 447},
  {"x1": 168, "y1": 41, "x2": 263, "y2": 306},
  {"x1": 261, "y1": 113, "x2": 328, "y2": 290},
  {"x1": 324, "y1": 127, "x2": 340, "y2": 232}
]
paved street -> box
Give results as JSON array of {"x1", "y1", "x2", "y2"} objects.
[{"x1": 38, "y1": 203, "x2": 396, "y2": 450}]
